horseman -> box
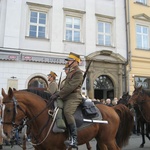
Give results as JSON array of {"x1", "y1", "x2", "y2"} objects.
[
  {"x1": 50, "y1": 52, "x2": 83, "y2": 148},
  {"x1": 47, "y1": 71, "x2": 58, "y2": 95}
]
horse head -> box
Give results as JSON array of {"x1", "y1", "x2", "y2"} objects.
[
  {"x1": 118, "y1": 92, "x2": 131, "y2": 106},
  {"x1": 1, "y1": 87, "x2": 26, "y2": 142},
  {"x1": 128, "y1": 85, "x2": 143, "y2": 107}
]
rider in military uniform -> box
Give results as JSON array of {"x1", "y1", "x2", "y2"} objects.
[
  {"x1": 51, "y1": 52, "x2": 83, "y2": 148},
  {"x1": 47, "y1": 71, "x2": 58, "y2": 95}
]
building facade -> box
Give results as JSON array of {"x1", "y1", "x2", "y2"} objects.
[
  {"x1": 126, "y1": 0, "x2": 150, "y2": 94},
  {"x1": 0, "y1": 0, "x2": 127, "y2": 100}
]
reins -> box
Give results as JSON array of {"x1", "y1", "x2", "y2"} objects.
[
  {"x1": 130, "y1": 91, "x2": 150, "y2": 123},
  {"x1": 2, "y1": 96, "x2": 57, "y2": 146},
  {"x1": 136, "y1": 99, "x2": 150, "y2": 123}
]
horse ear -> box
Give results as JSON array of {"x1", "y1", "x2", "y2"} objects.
[
  {"x1": 8, "y1": 87, "x2": 14, "y2": 99},
  {"x1": 1, "y1": 88, "x2": 7, "y2": 97},
  {"x1": 13, "y1": 88, "x2": 17, "y2": 91}
]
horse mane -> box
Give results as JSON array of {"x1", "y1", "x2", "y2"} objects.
[
  {"x1": 142, "y1": 89, "x2": 150, "y2": 97},
  {"x1": 21, "y1": 89, "x2": 52, "y2": 101}
]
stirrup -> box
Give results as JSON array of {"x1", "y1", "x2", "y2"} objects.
[{"x1": 64, "y1": 139, "x2": 78, "y2": 149}]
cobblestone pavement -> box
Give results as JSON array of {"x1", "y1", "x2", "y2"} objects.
[{"x1": 1, "y1": 134, "x2": 150, "y2": 150}]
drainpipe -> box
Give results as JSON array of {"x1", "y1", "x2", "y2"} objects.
[{"x1": 124, "y1": 0, "x2": 131, "y2": 92}]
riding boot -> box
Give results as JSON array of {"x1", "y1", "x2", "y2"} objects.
[{"x1": 64, "y1": 123, "x2": 78, "y2": 148}]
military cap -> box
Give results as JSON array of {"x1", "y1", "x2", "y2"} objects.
[
  {"x1": 47, "y1": 71, "x2": 57, "y2": 78},
  {"x1": 65, "y1": 52, "x2": 81, "y2": 63}
]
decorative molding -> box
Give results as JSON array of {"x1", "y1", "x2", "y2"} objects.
[
  {"x1": 133, "y1": 13, "x2": 150, "y2": 22},
  {"x1": 63, "y1": 8, "x2": 86, "y2": 14},
  {"x1": 26, "y1": 2, "x2": 52, "y2": 9},
  {"x1": 95, "y1": 13, "x2": 115, "y2": 19}
]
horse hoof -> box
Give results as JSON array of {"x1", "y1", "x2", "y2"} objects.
[{"x1": 140, "y1": 145, "x2": 144, "y2": 148}]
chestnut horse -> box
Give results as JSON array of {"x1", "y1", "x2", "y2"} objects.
[
  {"x1": 1, "y1": 88, "x2": 133, "y2": 150},
  {"x1": 128, "y1": 86, "x2": 150, "y2": 148}
]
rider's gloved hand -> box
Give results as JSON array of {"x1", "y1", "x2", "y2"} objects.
[{"x1": 50, "y1": 92, "x2": 59, "y2": 101}]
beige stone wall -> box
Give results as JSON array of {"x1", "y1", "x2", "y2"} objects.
[{"x1": 126, "y1": 0, "x2": 150, "y2": 94}]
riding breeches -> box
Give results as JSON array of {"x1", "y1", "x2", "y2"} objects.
[{"x1": 63, "y1": 98, "x2": 81, "y2": 124}]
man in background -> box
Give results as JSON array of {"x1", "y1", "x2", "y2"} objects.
[{"x1": 47, "y1": 71, "x2": 58, "y2": 95}]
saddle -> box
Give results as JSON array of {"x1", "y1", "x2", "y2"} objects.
[{"x1": 52, "y1": 99, "x2": 104, "y2": 133}]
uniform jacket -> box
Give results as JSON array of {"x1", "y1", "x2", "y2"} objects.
[
  {"x1": 47, "y1": 80, "x2": 58, "y2": 95},
  {"x1": 59, "y1": 66, "x2": 83, "y2": 100}
]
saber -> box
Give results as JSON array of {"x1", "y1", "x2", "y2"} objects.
[{"x1": 83, "y1": 119, "x2": 108, "y2": 124}]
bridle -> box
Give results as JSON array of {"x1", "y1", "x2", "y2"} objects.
[
  {"x1": 2, "y1": 96, "x2": 58, "y2": 146},
  {"x1": 129, "y1": 90, "x2": 150, "y2": 122},
  {"x1": 2, "y1": 97, "x2": 26, "y2": 127}
]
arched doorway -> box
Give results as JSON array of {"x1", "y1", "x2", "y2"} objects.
[
  {"x1": 28, "y1": 76, "x2": 48, "y2": 91},
  {"x1": 94, "y1": 75, "x2": 114, "y2": 100}
]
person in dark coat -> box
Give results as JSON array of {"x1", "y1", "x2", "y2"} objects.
[{"x1": 50, "y1": 52, "x2": 83, "y2": 148}]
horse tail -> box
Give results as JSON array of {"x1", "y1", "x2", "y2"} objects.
[{"x1": 113, "y1": 104, "x2": 134, "y2": 148}]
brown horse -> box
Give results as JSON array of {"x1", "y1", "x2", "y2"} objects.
[
  {"x1": 128, "y1": 86, "x2": 150, "y2": 122},
  {"x1": 1, "y1": 87, "x2": 133, "y2": 150},
  {"x1": 128, "y1": 86, "x2": 150, "y2": 148}
]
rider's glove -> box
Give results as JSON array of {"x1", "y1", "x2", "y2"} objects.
[{"x1": 50, "y1": 92, "x2": 59, "y2": 101}]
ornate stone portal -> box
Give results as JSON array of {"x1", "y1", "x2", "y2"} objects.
[{"x1": 86, "y1": 50, "x2": 126, "y2": 100}]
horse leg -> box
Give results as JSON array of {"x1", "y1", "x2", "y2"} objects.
[
  {"x1": 140, "y1": 122, "x2": 145, "y2": 148},
  {"x1": 96, "y1": 139, "x2": 107, "y2": 150},
  {"x1": 22, "y1": 135, "x2": 26, "y2": 150},
  {"x1": 105, "y1": 140, "x2": 120, "y2": 150},
  {"x1": 0, "y1": 136, "x2": 3, "y2": 150},
  {"x1": 145, "y1": 123, "x2": 150, "y2": 140},
  {"x1": 86, "y1": 142, "x2": 92, "y2": 150}
]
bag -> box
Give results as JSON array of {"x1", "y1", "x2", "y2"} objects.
[{"x1": 82, "y1": 99, "x2": 97, "y2": 117}]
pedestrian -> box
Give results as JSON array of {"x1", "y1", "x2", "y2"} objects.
[
  {"x1": 50, "y1": 52, "x2": 83, "y2": 148},
  {"x1": 47, "y1": 71, "x2": 58, "y2": 95},
  {"x1": 105, "y1": 98, "x2": 113, "y2": 107}
]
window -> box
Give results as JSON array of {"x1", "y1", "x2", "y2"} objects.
[
  {"x1": 63, "y1": 8, "x2": 85, "y2": 43},
  {"x1": 94, "y1": 75, "x2": 114, "y2": 90},
  {"x1": 135, "y1": 76, "x2": 150, "y2": 89},
  {"x1": 97, "y1": 21, "x2": 111, "y2": 46},
  {"x1": 29, "y1": 11, "x2": 47, "y2": 38},
  {"x1": 136, "y1": 0, "x2": 147, "y2": 5},
  {"x1": 27, "y1": 2, "x2": 51, "y2": 39},
  {"x1": 65, "y1": 16, "x2": 81, "y2": 42},
  {"x1": 136, "y1": 24, "x2": 149, "y2": 49},
  {"x1": 28, "y1": 76, "x2": 48, "y2": 91}
]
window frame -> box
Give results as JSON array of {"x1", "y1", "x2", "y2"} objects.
[
  {"x1": 96, "y1": 14, "x2": 115, "y2": 47},
  {"x1": 63, "y1": 8, "x2": 85, "y2": 43},
  {"x1": 26, "y1": 2, "x2": 51, "y2": 39},
  {"x1": 136, "y1": 24, "x2": 149, "y2": 50},
  {"x1": 134, "y1": 76, "x2": 150, "y2": 89},
  {"x1": 136, "y1": 0, "x2": 147, "y2": 5}
]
